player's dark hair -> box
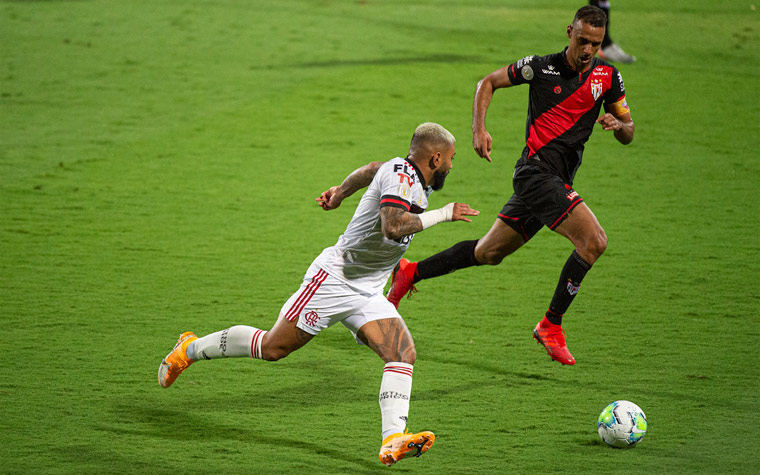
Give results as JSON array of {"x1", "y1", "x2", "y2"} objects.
[{"x1": 573, "y1": 5, "x2": 607, "y2": 28}]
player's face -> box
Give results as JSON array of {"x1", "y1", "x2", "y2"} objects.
[
  {"x1": 431, "y1": 145, "x2": 455, "y2": 191},
  {"x1": 566, "y1": 20, "x2": 605, "y2": 71}
]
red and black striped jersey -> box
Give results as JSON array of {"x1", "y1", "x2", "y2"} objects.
[{"x1": 507, "y1": 48, "x2": 628, "y2": 182}]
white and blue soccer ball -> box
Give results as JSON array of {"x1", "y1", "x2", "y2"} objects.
[{"x1": 597, "y1": 400, "x2": 648, "y2": 448}]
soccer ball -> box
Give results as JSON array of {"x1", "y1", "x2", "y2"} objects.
[{"x1": 597, "y1": 400, "x2": 647, "y2": 448}]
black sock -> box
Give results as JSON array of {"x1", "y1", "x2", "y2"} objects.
[
  {"x1": 546, "y1": 250, "x2": 592, "y2": 324},
  {"x1": 589, "y1": 0, "x2": 613, "y2": 48},
  {"x1": 415, "y1": 240, "x2": 480, "y2": 282}
]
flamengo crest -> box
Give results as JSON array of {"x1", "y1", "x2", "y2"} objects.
[{"x1": 304, "y1": 310, "x2": 320, "y2": 326}]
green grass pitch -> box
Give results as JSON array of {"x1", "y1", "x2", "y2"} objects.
[{"x1": 1, "y1": 0, "x2": 759, "y2": 473}]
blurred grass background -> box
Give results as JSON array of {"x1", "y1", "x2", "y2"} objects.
[{"x1": 1, "y1": 1, "x2": 758, "y2": 473}]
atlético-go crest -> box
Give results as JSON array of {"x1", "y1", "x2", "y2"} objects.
[{"x1": 590, "y1": 79, "x2": 603, "y2": 101}]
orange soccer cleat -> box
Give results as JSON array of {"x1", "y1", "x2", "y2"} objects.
[
  {"x1": 386, "y1": 258, "x2": 418, "y2": 309},
  {"x1": 158, "y1": 331, "x2": 198, "y2": 388},
  {"x1": 378, "y1": 429, "x2": 435, "y2": 467},
  {"x1": 533, "y1": 320, "x2": 576, "y2": 366}
]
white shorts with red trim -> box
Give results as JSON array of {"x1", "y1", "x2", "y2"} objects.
[{"x1": 278, "y1": 261, "x2": 402, "y2": 342}]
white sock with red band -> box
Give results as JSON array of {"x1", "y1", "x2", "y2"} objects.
[
  {"x1": 379, "y1": 362, "x2": 414, "y2": 440},
  {"x1": 186, "y1": 325, "x2": 267, "y2": 360}
]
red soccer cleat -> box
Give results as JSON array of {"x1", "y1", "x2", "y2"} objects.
[
  {"x1": 533, "y1": 320, "x2": 576, "y2": 365},
  {"x1": 386, "y1": 258, "x2": 418, "y2": 309}
]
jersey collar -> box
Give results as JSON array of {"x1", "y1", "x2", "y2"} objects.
[
  {"x1": 561, "y1": 47, "x2": 596, "y2": 80},
  {"x1": 404, "y1": 156, "x2": 427, "y2": 189}
]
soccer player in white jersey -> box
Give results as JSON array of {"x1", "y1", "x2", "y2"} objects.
[{"x1": 158, "y1": 123, "x2": 479, "y2": 467}]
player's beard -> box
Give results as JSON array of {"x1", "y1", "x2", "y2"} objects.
[{"x1": 431, "y1": 170, "x2": 448, "y2": 191}]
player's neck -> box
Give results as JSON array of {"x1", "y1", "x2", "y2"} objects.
[
  {"x1": 405, "y1": 155, "x2": 431, "y2": 189},
  {"x1": 564, "y1": 49, "x2": 591, "y2": 74}
]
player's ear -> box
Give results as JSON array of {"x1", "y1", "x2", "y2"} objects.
[
  {"x1": 429, "y1": 152, "x2": 441, "y2": 170},
  {"x1": 567, "y1": 24, "x2": 573, "y2": 38}
]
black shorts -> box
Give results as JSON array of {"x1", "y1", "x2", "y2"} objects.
[{"x1": 498, "y1": 164, "x2": 584, "y2": 241}]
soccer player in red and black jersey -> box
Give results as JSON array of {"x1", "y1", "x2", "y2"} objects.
[{"x1": 387, "y1": 6, "x2": 635, "y2": 366}]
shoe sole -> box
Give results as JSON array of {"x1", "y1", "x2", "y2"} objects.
[
  {"x1": 380, "y1": 432, "x2": 435, "y2": 466},
  {"x1": 401, "y1": 432, "x2": 434, "y2": 459}
]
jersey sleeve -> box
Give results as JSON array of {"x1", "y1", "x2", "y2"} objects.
[
  {"x1": 377, "y1": 163, "x2": 412, "y2": 212},
  {"x1": 603, "y1": 67, "x2": 630, "y2": 116},
  {"x1": 506, "y1": 55, "x2": 537, "y2": 85}
]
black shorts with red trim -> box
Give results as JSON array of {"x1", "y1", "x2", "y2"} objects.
[{"x1": 498, "y1": 163, "x2": 583, "y2": 241}]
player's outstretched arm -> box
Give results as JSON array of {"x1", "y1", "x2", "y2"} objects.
[
  {"x1": 380, "y1": 203, "x2": 479, "y2": 240},
  {"x1": 473, "y1": 67, "x2": 514, "y2": 162},
  {"x1": 316, "y1": 161, "x2": 385, "y2": 210}
]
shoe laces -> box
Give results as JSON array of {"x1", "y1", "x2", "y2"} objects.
[
  {"x1": 546, "y1": 326, "x2": 567, "y2": 346},
  {"x1": 405, "y1": 286, "x2": 417, "y2": 300},
  {"x1": 395, "y1": 428, "x2": 412, "y2": 444}
]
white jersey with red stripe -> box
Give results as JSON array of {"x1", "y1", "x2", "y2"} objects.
[{"x1": 313, "y1": 157, "x2": 431, "y2": 295}]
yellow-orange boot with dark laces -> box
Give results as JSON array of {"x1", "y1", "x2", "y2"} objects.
[
  {"x1": 378, "y1": 429, "x2": 435, "y2": 466},
  {"x1": 158, "y1": 332, "x2": 198, "y2": 388}
]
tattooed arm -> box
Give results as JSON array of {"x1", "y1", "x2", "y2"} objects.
[
  {"x1": 380, "y1": 203, "x2": 480, "y2": 240},
  {"x1": 316, "y1": 161, "x2": 385, "y2": 210},
  {"x1": 380, "y1": 206, "x2": 423, "y2": 241}
]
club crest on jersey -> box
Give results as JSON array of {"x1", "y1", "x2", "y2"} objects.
[
  {"x1": 303, "y1": 310, "x2": 320, "y2": 326},
  {"x1": 590, "y1": 79, "x2": 603, "y2": 101}
]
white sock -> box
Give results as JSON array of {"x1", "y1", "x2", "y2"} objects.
[
  {"x1": 186, "y1": 325, "x2": 267, "y2": 360},
  {"x1": 379, "y1": 362, "x2": 413, "y2": 441}
]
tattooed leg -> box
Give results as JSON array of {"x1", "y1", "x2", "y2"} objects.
[
  {"x1": 260, "y1": 314, "x2": 315, "y2": 361},
  {"x1": 357, "y1": 318, "x2": 417, "y2": 364}
]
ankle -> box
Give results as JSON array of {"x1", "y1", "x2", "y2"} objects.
[{"x1": 541, "y1": 314, "x2": 562, "y2": 327}]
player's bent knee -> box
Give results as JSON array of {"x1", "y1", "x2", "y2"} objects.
[
  {"x1": 260, "y1": 345, "x2": 293, "y2": 361},
  {"x1": 387, "y1": 347, "x2": 416, "y2": 365},
  {"x1": 400, "y1": 347, "x2": 417, "y2": 365},
  {"x1": 378, "y1": 344, "x2": 416, "y2": 365},
  {"x1": 479, "y1": 252, "x2": 502, "y2": 266},
  {"x1": 589, "y1": 231, "x2": 608, "y2": 258},
  {"x1": 475, "y1": 246, "x2": 507, "y2": 266},
  {"x1": 579, "y1": 231, "x2": 608, "y2": 263}
]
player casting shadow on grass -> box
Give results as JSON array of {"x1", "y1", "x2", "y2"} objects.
[
  {"x1": 386, "y1": 6, "x2": 635, "y2": 366},
  {"x1": 158, "y1": 123, "x2": 479, "y2": 467}
]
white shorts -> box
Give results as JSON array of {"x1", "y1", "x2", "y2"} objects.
[{"x1": 278, "y1": 262, "x2": 402, "y2": 342}]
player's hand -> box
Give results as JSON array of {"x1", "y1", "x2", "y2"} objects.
[
  {"x1": 473, "y1": 128, "x2": 493, "y2": 162},
  {"x1": 452, "y1": 203, "x2": 480, "y2": 223},
  {"x1": 316, "y1": 186, "x2": 344, "y2": 210},
  {"x1": 596, "y1": 113, "x2": 623, "y2": 131}
]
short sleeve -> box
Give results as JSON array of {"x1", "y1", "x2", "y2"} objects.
[
  {"x1": 604, "y1": 67, "x2": 626, "y2": 104},
  {"x1": 507, "y1": 55, "x2": 537, "y2": 85},
  {"x1": 603, "y1": 67, "x2": 630, "y2": 116},
  {"x1": 378, "y1": 163, "x2": 412, "y2": 212}
]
